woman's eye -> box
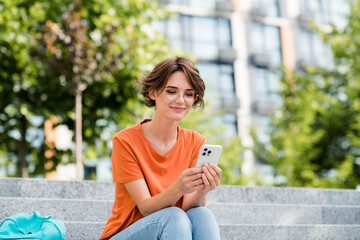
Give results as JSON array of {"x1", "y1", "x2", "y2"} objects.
[
  {"x1": 185, "y1": 92, "x2": 195, "y2": 97},
  {"x1": 166, "y1": 90, "x2": 177, "y2": 95}
]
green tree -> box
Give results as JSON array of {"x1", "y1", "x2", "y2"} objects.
[
  {"x1": 252, "y1": 0, "x2": 360, "y2": 188},
  {"x1": 0, "y1": 0, "x2": 172, "y2": 178},
  {"x1": 35, "y1": 0, "x2": 171, "y2": 179},
  {"x1": 0, "y1": 0, "x2": 73, "y2": 177}
]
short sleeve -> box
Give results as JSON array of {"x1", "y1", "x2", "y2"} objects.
[
  {"x1": 189, "y1": 133, "x2": 207, "y2": 168},
  {"x1": 111, "y1": 135, "x2": 144, "y2": 183}
]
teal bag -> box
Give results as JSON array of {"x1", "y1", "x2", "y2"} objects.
[{"x1": 0, "y1": 212, "x2": 66, "y2": 240}]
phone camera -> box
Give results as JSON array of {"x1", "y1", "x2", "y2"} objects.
[{"x1": 204, "y1": 148, "x2": 208, "y2": 151}]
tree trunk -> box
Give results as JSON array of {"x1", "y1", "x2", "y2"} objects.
[
  {"x1": 18, "y1": 115, "x2": 29, "y2": 177},
  {"x1": 75, "y1": 87, "x2": 84, "y2": 180}
]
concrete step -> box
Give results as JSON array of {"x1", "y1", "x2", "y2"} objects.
[
  {"x1": 1, "y1": 178, "x2": 360, "y2": 206},
  {"x1": 0, "y1": 178, "x2": 114, "y2": 200},
  {"x1": 63, "y1": 222, "x2": 360, "y2": 240},
  {"x1": 207, "y1": 203, "x2": 360, "y2": 225},
  {"x1": 0, "y1": 197, "x2": 113, "y2": 223},
  {"x1": 1, "y1": 197, "x2": 359, "y2": 225},
  {"x1": 207, "y1": 185, "x2": 360, "y2": 206},
  {"x1": 220, "y1": 224, "x2": 360, "y2": 240},
  {"x1": 1, "y1": 178, "x2": 360, "y2": 240}
]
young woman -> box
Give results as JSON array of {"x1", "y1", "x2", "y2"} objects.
[{"x1": 99, "y1": 56, "x2": 222, "y2": 240}]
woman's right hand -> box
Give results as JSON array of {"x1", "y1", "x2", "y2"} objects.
[{"x1": 176, "y1": 168, "x2": 204, "y2": 195}]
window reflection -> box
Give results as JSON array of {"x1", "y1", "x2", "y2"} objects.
[
  {"x1": 167, "y1": 0, "x2": 217, "y2": 10},
  {"x1": 299, "y1": 29, "x2": 332, "y2": 68},
  {"x1": 251, "y1": 22, "x2": 282, "y2": 66},
  {"x1": 197, "y1": 63, "x2": 235, "y2": 100},
  {"x1": 253, "y1": 115, "x2": 271, "y2": 144},
  {"x1": 197, "y1": 62, "x2": 237, "y2": 136},
  {"x1": 151, "y1": 15, "x2": 236, "y2": 135},
  {"x1": 221, "y1": 113, "x2": 238, "y2": 137},
  {"x1": 252, "y1": 0, "x2": 280, "y2": 17},
  {"x1": 157, "y1": 15, "x2": 232, "y2": 60},
  {"x1": 299, "y1": 0, "x2": 350, "y2": 29},
  {"x1": 253, "y1": 68, "x2": 281, "y2": 107}
]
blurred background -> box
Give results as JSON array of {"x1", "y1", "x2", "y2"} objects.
[{"x1": 0, "y1": 0, "x2": 359, "y2": 189}]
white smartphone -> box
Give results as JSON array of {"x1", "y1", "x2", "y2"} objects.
[{"x1": 195, "y1": 144, "x2": 223, "y2": 168}]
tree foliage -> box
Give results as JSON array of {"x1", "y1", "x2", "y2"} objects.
[
  {"x1": 0, "y1": 0, "x2": 172, "y2": 177},
  {"x1": 0, "y1": 0, "x2": 73, "y2": 177},
  {"x1": 252, "y1": 0, "x2": 360, "y2": 188}
]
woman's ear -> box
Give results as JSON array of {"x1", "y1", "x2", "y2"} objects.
[{"x1": 149, "y1": 89, "x2": 158, "y2": 100}]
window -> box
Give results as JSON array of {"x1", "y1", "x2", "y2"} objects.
[
  {"x1": 155, "y1": 13, "x2": 237, "y2": 135},
  {"x1": 324, "y1": 0, "x2": 350, "y2": 29},
  {"x1": 299, "y1": 28, "x2": 332, "y2": 68},
  {"x1": 196, "y1": 62, "x2": 235, "y2": 99},
  {"x1": 197, "y1": 62, "x2": 237, "y2": 136},
  {"x1": 159, "y1": 15, "x2": 232, "y2": 61},
  {"x1": 299, "y1": 0, "x2": 350, "y2": 29},
  {"x1": 167, "y1": 0, "x2": 217, "y2": 10},
  {"x1": 252, "y1": 0, "x2": 280, "y2": 17},
  {"x1": 251, "y1": 22, "x2": 282, "y2": 67},
  {"x1": 253, "y1": 68, "x2": 281, "y2": 108}
]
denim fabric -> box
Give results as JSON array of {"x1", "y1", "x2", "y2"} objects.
[{"x1": 110, "y1": 207, "x2": 220, "y2": 240}]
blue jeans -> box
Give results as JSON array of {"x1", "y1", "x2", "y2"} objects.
[{"x1": 110, "y1": 207, "x2": 220, "y2": 240}]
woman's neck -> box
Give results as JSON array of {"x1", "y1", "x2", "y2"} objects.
[
  {"x1": 141, "y1": 116, "x2": 179, "y2": 156},
  {"x1": 143, "y1": 116, "x2": 178, "y2": 143}
]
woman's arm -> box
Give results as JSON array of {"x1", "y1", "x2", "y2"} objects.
[
  {"x1": 124, "y1": 167, "x2": 204, "y2": 217},
  {"x1": 182, "y1": 163, "x2": 222, "y2": 211}
]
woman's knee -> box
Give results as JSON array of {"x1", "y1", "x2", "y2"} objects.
[
  {"x1": 160, "y1": 207, "x2": 192, "y2": 238},
  {"x1": 186, "y1": 207, "x2": 220, "y2": 240},
  {"x1": 187, "y1": 207, "x2": 216, "y2": 220},
  {"x1": 159, "y1": 207, "x2": 191, "y2": 227},
  {"x1": 161, "y1": 207, "x2": 191, "y2": 225},
  {"x1": 186, "y1": 207, "x2": 218, "y2": 228}
]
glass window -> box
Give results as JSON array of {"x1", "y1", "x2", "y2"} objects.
[
  {"x1": 221, "y1": 113, "x2": 238, "y2": 137},
  {"x1": 299, "y1": 29, "x2": 333, "y2": 68},
  {"x1": 160, "y1": 15, "x2": 232, "y2": 61},
  {"x1": 253, "y1": 115, "x2": 271, "y2": 144},
  {"x1": 167, "y1": 18, "x2": 182, "y2": 39},
  {"x1": 219, "y1": 18, "x2": 232, "y2": 46},
  {"x1": 253, "y1": 68, "x2": 281, "y2": 106},
  {"x1": 299, "y1": 0, "x2": 350, "y2": 28},
  {"x1": 197, "y1": 62, "x2": 235, "y2": 100},
  {"x1": 193, "y1": 42, "x2": 219, "y2": 59},
  {"x1": 188, "y1": 0, "x2": 217, "y2": 11},
  {"x1": 155, "y1": 13, "x2": 236, "y2": 134},
  {"x1": 251, "y1": 22, "x2": 282, "y2": 66},
  {"x1": 252, "y1": 0, "x2": 280, "y2": 17},
  {"x1": 167, "y1": 0, "x2": 217, "y2": 10},
  {"x1": 192, "y1": 17, "x2": 217, "y2": 42},
  {"x1": 326, "y1": 0, "x2": 350, "y2": 29},
  {"x1": 197, "y1": 62, "x2": 237, "y2": 135}
]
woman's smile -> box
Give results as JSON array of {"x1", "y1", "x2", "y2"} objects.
[{"x1": 170, "y1": 106, "x2": 187, "y2": 112}]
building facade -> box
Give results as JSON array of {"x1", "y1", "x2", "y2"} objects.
[{"x1": 156, "y1": 0, "x2": 350, "y2": 178}]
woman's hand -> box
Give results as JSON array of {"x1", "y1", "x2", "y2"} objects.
[
  {"x1": 176, "y1": 168, "x2": 204, "y2": 195},
  {"x1": 199, "y1": 163, "x2": 222, "y2": 194},
  {"x1": 181, "y1": 164, "x2": 221, "y2": 211}
]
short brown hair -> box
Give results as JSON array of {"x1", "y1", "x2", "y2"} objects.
[{"x1": 139, "y1": 56, "x2": 205, "y2": 108}]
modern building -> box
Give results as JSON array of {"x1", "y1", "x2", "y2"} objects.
[{"x1": 156, "y1": 0, "x2": 350, "y2": 178}]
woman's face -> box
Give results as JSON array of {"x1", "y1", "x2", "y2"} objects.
[{"x1": 151, "y1": 71, "x2": 196, "y2": 122}]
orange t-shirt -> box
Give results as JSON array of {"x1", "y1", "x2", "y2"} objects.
[{"x1": 99, "y1": 119, "x2": 206, "y2": 240}]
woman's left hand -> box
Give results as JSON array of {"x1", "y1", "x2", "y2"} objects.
[{"x1": 199, "y1": 163, "x2": 222, "y2": 193}]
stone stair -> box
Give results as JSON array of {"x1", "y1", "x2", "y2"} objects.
[{"x1": 1, "y1": 178, "x2": 359, "y2": 239}]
